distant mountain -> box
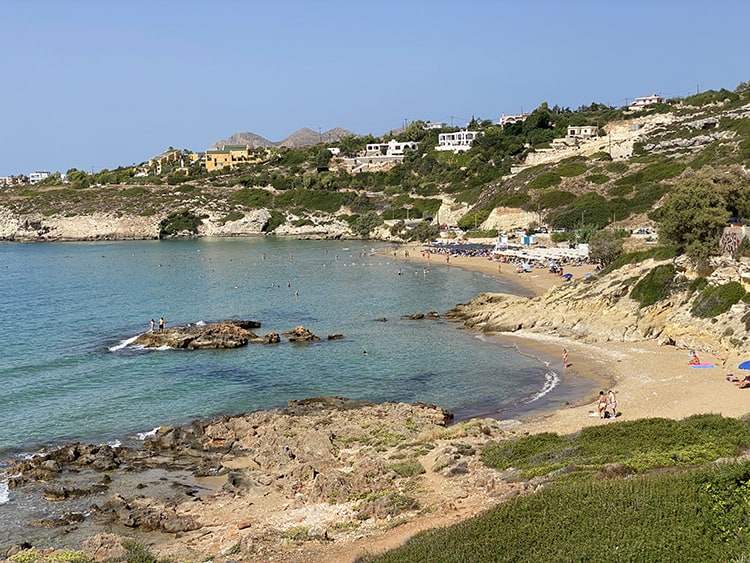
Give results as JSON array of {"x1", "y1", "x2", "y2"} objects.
[{"x1": 209, "y1": 127, "x2": 354, "y2": 151}]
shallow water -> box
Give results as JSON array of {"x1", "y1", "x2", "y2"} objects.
[{"x1": 0, "y1": 237, "x2": 578, "y2": 457}]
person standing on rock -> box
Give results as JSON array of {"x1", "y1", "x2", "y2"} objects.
[
  {"x1": 159, "y1": 317, "x2": 165, "y2": 332},
  {"x1": 149, "y1": 319, "x2": 155, "y2": 332}
]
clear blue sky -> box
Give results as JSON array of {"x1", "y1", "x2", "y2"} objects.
[{"x1": 2, "y1": 0, "x2": 748, "y2": 176}]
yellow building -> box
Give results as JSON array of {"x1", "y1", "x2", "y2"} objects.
[
  {"x1": 205, "y1": 144, "x2": 252, "y2": 171},
  {"x1": 148, "y1": 149, "x2": 182, "y2": 174}
]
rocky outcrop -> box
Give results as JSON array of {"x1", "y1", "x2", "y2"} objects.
[
  {"x1": 132, "y1": 320, "x2": 261, "y2": 349},
  {"x1": 284, "y1": 325, "x2": 320, "y2": 342},
  {"x1": 4, "y1": 397, "x2": 526, "y2": 561},
  {"x1": 0, "y1": 208, "x2": 160, "y2": 241},
  {"x1": 447, "y1": 255, "x2": 750, "y2": 357}
]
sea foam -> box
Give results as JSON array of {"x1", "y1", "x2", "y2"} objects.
[
  {"x1": 108, "y1": 334, "x2": 141, "y2": 352},
  {"x1": 525, "y1": 369, "x2": 559, "y2": 404},
  {"x1": 0, "y1": 480, "x2": 9, "y2": 505}
]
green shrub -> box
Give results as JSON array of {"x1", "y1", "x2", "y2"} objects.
[
  {"x1": 606, "y1": 161, "x2": 628, "y2": 174},
  {"x1": 159, "y1": 209, "x2": 202, "y2": 237},
  {"x1": 527, "y1": 171, "x2": 562, "y2": 189},
  {"x1": 263, "y1": 210, "x2": 285, "y2": 233},
  {"x1": 119, "y1": 186, "x2": 147, "y2": 197},
  {"x1": 585, "y1": 173, "x2": 610, "y2": 184},
  {"x1": 221, "y1": 210, "x2": 245, "y2": 223},
  {"x1": 537, "y1": 189, "x2": 577, "y2": 209},
  {"x1": 231, "y1": 187, "x2": 271, "y2": 208},
  {"x1": 691, "y1": 281, "x2": 746, "y2": 318},
  {"x1": 555, "y1": 160, "x2": 587, "y2": 177},
  {"x1": 388, "y1": 458, "x2": 426, "y2": 477},
  {"x1": 630, "y1": 264, "x2": 676, "y2": 307},
  {"x1": 457, "y1": 208, "x2": 491, "y2": 230},
  {"x1": 371, "y1": 462, "x2": 750, "y2": 563},
  {"x1": 605, "y1": 247, "x2": 679, "y2": 272}
]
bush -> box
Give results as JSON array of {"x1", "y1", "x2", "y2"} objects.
[
  {"x1": 585, "y1": 173, "x2": 610, "y2": 184},
  {"x1": 537, "y1": 189, "x2": 577, "y2": 209},
  {"x1": 231, "y1": 187, "x2": 271, "y2": 208},
  {"x1": 159, "y1": 209, "x2": 202, "y2": 237},
  {"x1": 527, "y1": 171, "x2": 562, "y2": 189},
  {"x1": 630, "y1": 264, "x2": 676, "y2": 307},
  {"x1": 220, "y1": 210, "x2": 245, "y2": 223},
  {"x1": 263, "y1": 210, "x2": 285, "y2": 233},
  {"x1": 388, "y1": 458, "x2": 426, "y2": 477},
  {"x1": 691, "y1": 281, "x2": 746, "y2": 318},
  {"x1": 554, "y1": 160, "x2": 587, "y2": 177}
]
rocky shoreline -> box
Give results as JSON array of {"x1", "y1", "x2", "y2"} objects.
[{"x1": 2, "y1": 398, "x2": 531, "y2": 562}]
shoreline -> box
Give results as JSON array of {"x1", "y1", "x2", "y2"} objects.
[
  {"x1": 377, "y1": 241, "x2": 750, "y2": 436},
  {"x1": 377, "y1": 242, "x2": 606, "y2": 424}
]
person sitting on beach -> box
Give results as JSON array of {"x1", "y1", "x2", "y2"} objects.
[
  {"x1": 607, "y1": 389, "x2": 617, "y2": 418},
  {"x1": 597, "y1": 391, "x2": 608, "y2": 419}
]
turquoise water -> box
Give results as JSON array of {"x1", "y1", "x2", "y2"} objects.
[{"x1": 0, "y1": 238, "x2": 571, "y2": 458}]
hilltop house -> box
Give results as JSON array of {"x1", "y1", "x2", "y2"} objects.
[
  {"x1": 435, "y1": 130, "x2": 482, "y2": 153},
  {"x1": 628, "y1": 94, "x2": 664, "y2": 111},
  {"x1": 498, "y1": 112, "x2": 531, "y2": 126},
  {"x1": 566, "y1": 125, "x2": 598, "y2": 140},
  {"x1": 205, "y1": 144, "x2": 253, "y2": 172},
  {"x1": 29, "y1": 171, "x2": 51, "y2": 184},
  {"x1": 341, "y1": 140, "x2": 418, "y2": 173}
]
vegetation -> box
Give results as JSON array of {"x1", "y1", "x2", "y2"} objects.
[
  {"x1": 366, "y1": 415, "x2": 750, "y2": 562},
  {"x1": 691, "y1": 281, "x2": 747, "y2": 318},
  {"x1": 3, "y1": 82, "x2": 750, "y2": 243},
  {"x1": 630, "y1": 263, "x2": 677, "y2": 307},
  {"x1": 158, "y1": 209, "x2": 202, "y2": 237}
]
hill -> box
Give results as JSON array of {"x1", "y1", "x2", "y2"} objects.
[{"x1": 209, "y1": 126, "x2": 354, "y2": 150}]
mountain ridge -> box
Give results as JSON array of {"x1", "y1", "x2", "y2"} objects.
[{"x1": 209, "y1": 126, "x2": 354, "y2": 150}]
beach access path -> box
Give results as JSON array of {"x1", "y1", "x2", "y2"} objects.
[{"x1": 379, "y1": 242, "x2": 750, "y2": 437}]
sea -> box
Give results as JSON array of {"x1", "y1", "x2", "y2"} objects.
[{"x1": 0, "y1": 237, "x2": 590, "y2": 531}]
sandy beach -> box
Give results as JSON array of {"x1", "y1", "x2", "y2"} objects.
[{"x1": 379, "y1": 242, "x2": 750, "y2": 435}]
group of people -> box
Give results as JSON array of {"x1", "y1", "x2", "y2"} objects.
[
  {"x1": 597, "y1": 390, "x2": 618, "y2": 419},
  {"x1": 149, "y1": 317, "x2": 165, "y2": 332}
]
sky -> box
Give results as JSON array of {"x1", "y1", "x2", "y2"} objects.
[{"x1": 1, "y1": 0, "x2": 748, "y2": 176}]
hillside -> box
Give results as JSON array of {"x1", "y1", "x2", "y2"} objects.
[{"x1": 0, "y1": 82, "x2": 748, "y2": 246}]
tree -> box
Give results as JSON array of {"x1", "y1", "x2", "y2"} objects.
[
  {"x1": 352, "y1": 211, "x2": 382, "y2": 237},
  {"x1": 656, "y1": 171, "x2": 730, "y2": 260},
  {"x1": 588, "y1": 229, "x2": 624, "y2": 267}
]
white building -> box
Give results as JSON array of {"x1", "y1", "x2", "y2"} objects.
[
  {"x1": 628, "y1": 94, "x2": 664, "y2": 111},
  {"x1": 29, "y1": 171, "x2": 51, "y2": 184},
  {"x1": 566, "y1": 125, "x2": 598, "y2": 139},
  {"x1": 499, "y1": 112, "x2": 531, "y2": 126},
  {"x1": 342, "y1": 140, "x2": 418, "y2": 172},
  {"x1": 435, "y1": 130, "x2": 482, "y2": 153},
  {"x1": 365, "y1": 140, "x2": 418, "y2": 157}
]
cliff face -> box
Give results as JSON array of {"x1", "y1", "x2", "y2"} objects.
[
  {"x1": 447, "y1": 255, "x2": 750, "y2": 358},
  {"x1": 0, "y1": 205, "x2": 353, "y2": 241},
  {"x1": 0, "y1": 206, "x2": 161, "y2": 241}
]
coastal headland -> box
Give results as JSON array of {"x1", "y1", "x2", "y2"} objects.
[{"x1": 4, "y1": 241, "x2": 750, "y2": 562}]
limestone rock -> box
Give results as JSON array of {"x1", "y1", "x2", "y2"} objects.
[{"x1": 132, "y1": 320, "x2": 260, "y2": 349}]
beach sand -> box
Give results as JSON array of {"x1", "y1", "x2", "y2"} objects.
[{"x1": 379, "y1": 242, "x2": 750, "y2": 435}]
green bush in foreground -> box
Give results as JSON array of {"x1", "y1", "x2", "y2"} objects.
[
  {"x1": 365, "y1": 416, "x2": 750, "y2": 563},
  {"x1": 482, "y1": 415, "x2": 750, "y2": 478},
  {"x1": 366, "y1": 462, "x2": 750, "y2": 562}
]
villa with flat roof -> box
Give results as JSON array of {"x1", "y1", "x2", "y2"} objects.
[
  {"x1": 435, "y1": 130, "x2": 481, "y2": 153},
  {"x1": 628, "y1": 94, "x2": 663, "y2": 111}
]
